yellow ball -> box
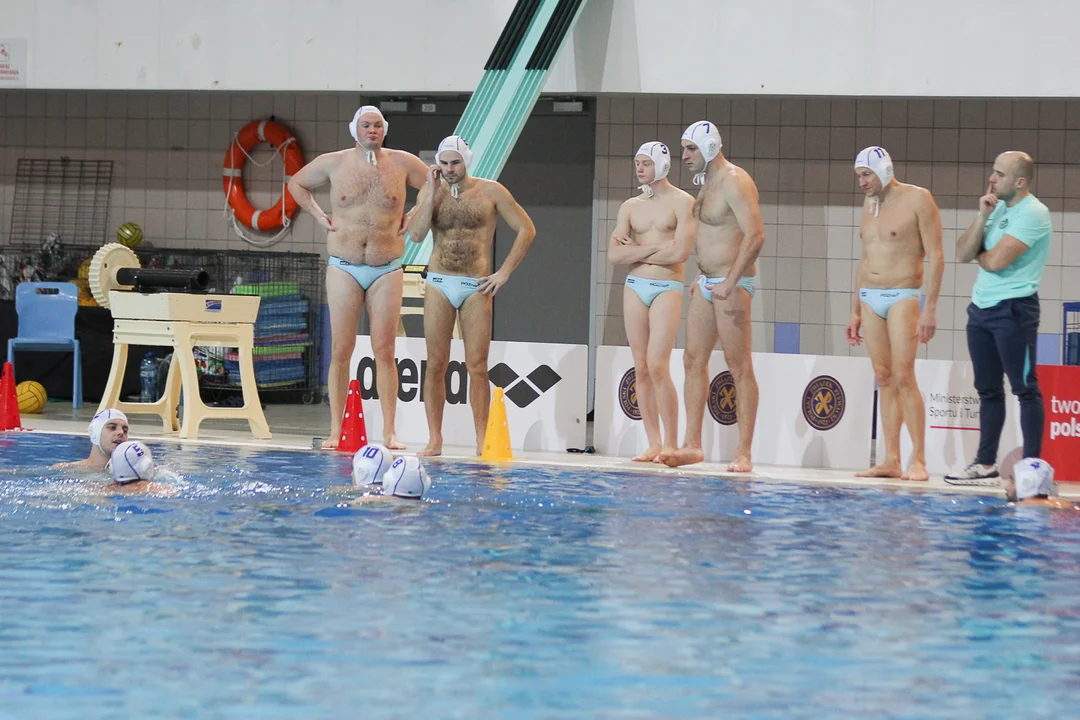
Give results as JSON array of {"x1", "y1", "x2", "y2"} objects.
[
  {"x1": 16, "y1": 381, "x2": 47, "y2": 414},
  {"x1": 117, "y1": 222, "x2": 143, "y2": 248}
]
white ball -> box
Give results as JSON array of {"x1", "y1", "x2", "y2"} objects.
[
  {"x1": 352, "y1": 443, "x2": 394, "y2": 486},
  {"x1": 111, "y1": 441, "x2": 156, "y2": 483},
  {"x1": 384, "y1": 456, "x2": 431, "y2": 499}
]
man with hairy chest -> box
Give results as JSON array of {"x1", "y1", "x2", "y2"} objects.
[{"x1": 405, "y1": 136, "x2": 536, "y2": 456}]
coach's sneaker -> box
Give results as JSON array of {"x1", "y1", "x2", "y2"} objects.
[{"x1": 944, "y1": 462, "x2": 1000, "y2": 486}]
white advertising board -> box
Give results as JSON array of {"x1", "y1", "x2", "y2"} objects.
[
  {"x1": 875, "y1": 359, "x2": 1022, "y2": 476},
  {"x1": 349, "y1": 337, "x2": 587, "y2": 453},
  {"x1": 595, "y1": 346, "x2": 875, "y2": 470}
]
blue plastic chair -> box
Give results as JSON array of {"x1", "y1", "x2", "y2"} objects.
[{"x1": 6, "y1": 282, "x2": 83, "y2": 409}]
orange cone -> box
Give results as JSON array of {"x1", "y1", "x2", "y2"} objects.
[
  {"x1": 0, "y1": 362, "x2": 23, "y2": 432},
  {"x1": 480, "y1": 387, "x2": 513, "y2": 461},
  {"x1": 336, "y1": 379, "x2": 368, "y2": 453}
]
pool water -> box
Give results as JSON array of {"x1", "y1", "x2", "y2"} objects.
[{"x1": 2, "y1": 433, "x2": 1080, "y2": 719}]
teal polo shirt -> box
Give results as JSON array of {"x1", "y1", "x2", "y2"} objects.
[{"x1": 972, "y1": 194, "x2": 1053, "y2": 309}]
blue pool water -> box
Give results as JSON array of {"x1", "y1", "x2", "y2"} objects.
[{"x1": 2, "y1": 433, "x2": 1080, "y2": 719}]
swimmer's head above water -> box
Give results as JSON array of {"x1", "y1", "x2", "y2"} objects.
[
  {"x1": 436, "y1": 135, "x2": 474, "y2": 197},
  {"x1": 89, "y1": 409, "x2": 129, "y2": 460},
  {"x1": 349, "y1": 105, "x2": 388, "y2": 165},
  {"x1": 110, "y1": 440, "x2": 156, "y2": 485},
  {"x1": 681, "y1": 121, "x2": 723, "y2": 186},
  {"x1": 635, "y1": 141, "x2": 670, "y2": 197},
  {"x1": 1005, "y1": 457, "x2": 1054, "y2": 503}
]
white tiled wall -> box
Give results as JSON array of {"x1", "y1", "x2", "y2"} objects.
[
  {"x1": 594, "y1": 96, "x2": 1080, "y2": 361},
  {"x1": 0, "y1": 90, "x2": 369, "y2": 259}
]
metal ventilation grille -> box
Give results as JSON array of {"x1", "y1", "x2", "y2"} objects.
[{"x1": 7, "y1": 158, "x2": 113, "y2": 247}]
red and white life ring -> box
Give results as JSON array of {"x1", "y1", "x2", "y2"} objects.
[{"x1": 222, "y1": 120, "x2": 304, "y2": 232}]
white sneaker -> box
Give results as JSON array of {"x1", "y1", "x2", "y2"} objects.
[{"x1": 944, "y1": 463, "x2": 1001, "y2": 486}]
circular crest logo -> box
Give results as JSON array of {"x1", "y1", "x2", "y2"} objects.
[
  {"x1": 708, "y1": 371, "x2": 738, "y2": 426},
  {"x1": 618, "y1": 368, "x2": 640, "y2": 420},
  {"x1": 802, "y1": 375, "x2": 845, "y2": 431}
]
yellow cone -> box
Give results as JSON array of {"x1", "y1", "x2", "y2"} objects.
[{"x1": 480, "y1": 387, "x2": 514, "y2": 461}]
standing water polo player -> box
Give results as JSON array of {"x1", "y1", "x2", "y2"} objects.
[
  {"x1": 404, "y1": 136, "x2": 536, "y2": 457},
  {"x1": 288, "y1": 106, "x2": 429, "y2": 451},
  {"x1": 846, "y1": 146, "x2": 944, "y2": 482},
  {"x1": 608, "y1": 141, "x2": 696, "y2": 463},
  {"x1": 663, "y1": 121, "x2": 766, "y2": 472}
]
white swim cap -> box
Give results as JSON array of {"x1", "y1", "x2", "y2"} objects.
[
  {"x1": 636, "y1": 141, "x2": 670, "y2": 197},
  {"x1": 436, "y1": 135, "x2": 475, "y2": 198},
  {"x1": 383, "y1": 456, "x2": 431, "y2": 499},
  {"x1": 349, "y1": 106, "x2": 388, "y2": 166},
  {"x1": 436, "y1": 135, "x2": 474, "y2": 172},
  {"x1": 854, "y1": 146, "x2": 894, "y2": 190},
  {"x1": 349, "y1": 106, "x2": 389, "y2": 142},
  {"x1": 111, "y1": 440, "x2": 155, "y2": 484},
  {"x1": 88, "y1": 409, "x2": 128, "y2": 454},
  {"x1": 352, "y1": 443, "x2": 394, "y2": 486},
  {"x1": 682, "y1": 121, "x2": 722, "y2": 185},
  {"x1": 1013, "y1": 457, "x2": 1054, "y2": 500}
]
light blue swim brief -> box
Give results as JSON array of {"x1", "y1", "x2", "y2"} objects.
[
  {"x1": 329, "y1": 255, "x2": 403, "y2": 291},
  {"x1": 426, "y1": 272, "x2": 482, "y2": 309},
  {"x1": 859, "y1": 288, "x2": 921, "y2": 318},
  {"x1": 625, "y1": 275, "x2": 683, "y2": 307},
  {"x1": 697, "y1": 275, "x2": 757, "y2": 302}
]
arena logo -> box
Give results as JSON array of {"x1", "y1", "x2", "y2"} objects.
[
  {"x1": 708, "y1": 371, "x2": 737, "y2": 426},
  {"x1": 618, "y1": 368, "x2": 640, "y2": 420},
  {"x1": 802, "y1": 375, "x2": 846, "y2": 431},
  {"x1": 355, "y1": 357, "x2": 561, "y2": 408}
]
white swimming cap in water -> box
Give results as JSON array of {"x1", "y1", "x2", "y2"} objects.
[
  {"x1": 111, "y1": 440, "x2": 156, "y2": 484},
  {"x1": 352, "y1": 443, "x2": 394, "y2": 486},
  {"x1": 349, "y1": 106, "x2": 388, "y2": 165},
  {"x1": 383, "y1": 456, "x2": 431, "y2": 499},
  {"x1": 682, "y1": 121, "x2": 722, "y2": 185},
  {"x1": 88, "y1": 409, "x2": 128, "y2": 455},
  {"x1": 636, "y1": 141, "x2": 670, "y2": 197},
  {"x1": 1014, "y1": 457, "x2": 1054, "y2": 500}
]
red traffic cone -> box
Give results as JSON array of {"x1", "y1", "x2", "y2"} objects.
[
  {"x1": 0, "y1": 362, "x2": 23, "y2": 432},
  {"x1": 336, "y1": 379, "x2": 368, "y2": 453}
]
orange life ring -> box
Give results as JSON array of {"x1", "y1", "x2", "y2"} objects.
[{"x1": 222, "y1": 120, "x2": 305, "y2": 232}]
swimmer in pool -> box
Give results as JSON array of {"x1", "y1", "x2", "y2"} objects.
[
  {"x1": 102, "y1": 440, "x2": 173, "y2": 495},
  {"x1": 664, "y1": 121, "x2": 765, "y2": 472},
  {"x1": 331, "y1": 455, "x2": 431, "y2": 503},
  {"x1": 50, "y1": 409, "x2": 128, "y2": 472},
  {"x1": 404, "y1": 136, "x2": 536, "y2": 457},
  {"x1": 609, "y1": 142, "x2": 696, "y2": 463},
  {"x1": 1004, "y1": 458, "x2": 1077, "y2": 509},
  {"x1": 847, "y1": 147, "x2": 944, "y2": 482},
  {"x1": 288, "y1": 106, "x2": 429, "y2": 451}
]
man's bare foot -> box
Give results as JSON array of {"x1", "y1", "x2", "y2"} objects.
[
  {"x1": 385, "y1": 435, "x2": 407, "y2": 451},
  {"x1": 320, "y1": 436, "x2": 338, "y2": 451},
  {"x1": 663, "y1": 447, "x2": 704, "y2": 468},
  {"x1": 632, "y1": 445, "x2": 663, "y2": 462},
  {"x1": 902, "y1": 460, "x2": 929, "y2": 482},
  {"x1": 855, "y1": 462, "x2": 903, "y2": 478},
  {"x1": 727, "y1": 454, "x2": 752, "y2": 473},
  {"x1": 417, "y1": 440, "x2": 442, "y2": 457},
  {"x1": 652, "y1": 446, "x2": 677, "y2": 464}
]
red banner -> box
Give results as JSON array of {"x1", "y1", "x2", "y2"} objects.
[{"x1": 1041, "y1": 365, "x2": 1080, "y2": 482}]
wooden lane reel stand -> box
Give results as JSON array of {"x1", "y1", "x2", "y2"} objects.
[{"x1": 89, "y1": 243, "x2": 271, "y2": 439}]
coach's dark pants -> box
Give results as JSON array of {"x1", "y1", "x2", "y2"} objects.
[{"x1": 966, "y1": 293, "x2": 1043, "y2": 464}]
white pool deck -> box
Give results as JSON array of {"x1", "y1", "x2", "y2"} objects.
[{"x1": 10, "y1": 403, "x2": 1077, "y2": 501}]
